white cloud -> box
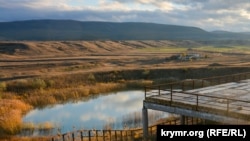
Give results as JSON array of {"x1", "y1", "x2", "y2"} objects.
[
  {"x1": 1, "y1": 0, "x2": 250, "y2": 31},
  {"x1": 80, "y1": 113, "x2": 110, "y2": 122},
  {"x1": 96, "y1": 0, "x2": 131, "y2": 11},
  {"x1": 0, "y1": 0, "x2": 84, "y2": 11},
  {"x1": 80, "y1": 114, "x2": 92, "y2": 121},
  {"x1": 240, "y1": 9, "x2": 250, "y2": 19}
]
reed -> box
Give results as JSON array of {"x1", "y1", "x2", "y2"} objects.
[
  {"x1": 125, "y1": 80, "x2": 153, "y2": 89},
  {"x1": 22, "y1": 82, "x2": 125, "y2": 108},
  {"x1": 0, "y1": 136, "x2": 50, "y2": 141},
  {"x1": 0, "y1": 99, "x2": 32, "y2": 135}
]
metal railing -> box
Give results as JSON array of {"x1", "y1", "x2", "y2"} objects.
[
  {"x1": 51, "y1": 116, "x2": 198, "y2": 141},
  {"x1": 145, "y1": 72, "x2": 250, "y2": 120}
]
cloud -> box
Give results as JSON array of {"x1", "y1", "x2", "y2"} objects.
[
  {"x1": 80, "y1": 113, "x2": 110, "y2": 122},
  {"x1": 0, "y1": 0, "x2": 250, "y2": 31},
  {"x1": 0, "y1": 0, "x2": 85, "y2": 11}
]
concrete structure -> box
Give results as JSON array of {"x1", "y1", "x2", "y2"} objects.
[
  {"x1": 142, "y1": 73, "x2": 250, "y2": 138},
  {"x1": 177, "y1": 53, "x2": 201, "y2": 61}
]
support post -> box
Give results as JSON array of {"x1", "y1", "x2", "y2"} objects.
[
  {"x1": 181, "y1": 115, "x2": 186, "y2": 125},
  {"x1": 88, "y1": 130, "x2": 91, "y2": 141},
  {"x1": 109, "y1": 130, "x2": 111, "y2": 141},
  {"x1": 115, "y1": 131, "x2": 117, "y2": 141},
  {"x1": 142, "y1": 105, "x2": 148, "y2": 140},
  {"x1": 72, "y1": 132, "x2": 75, "y2": 141},
  {"x1": 81, "y1": 131, "x2": 83, "y2": 141},
  {"x1": 62, "y1": 134, "x2": 65, "y2": 141},
  {"x1": 96, "y1": 130, "x2": 98, "y2": 141}
]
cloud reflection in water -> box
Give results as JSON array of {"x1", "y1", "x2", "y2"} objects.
[{"x1": 23, "y1": 90, "x2": 168, "y2": 134}]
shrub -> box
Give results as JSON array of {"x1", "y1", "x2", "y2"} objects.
[
  {"x1": 0, "y1": 82, "x2": 6, "y2": 91},
  {"x1": 126, "y1": 80, "x2": 153, "y2": 89},
  {"x1": 6, "y1": 79, "x2": 46, "y2": 93},
  {"x1": 142, "y1": 69, "x2": 150, "y2": 79},
  {"x1": 87, "y1": 73, "x2": 96, "y2": 84},
  {"x1": 6, "y1": 80, "x2": 29, "y2": 93},
  {"x1": 45, "y1": 80, "x2": 55, "y2": 88},
  {"x1": 31, "y1": 78, "x2": 47, "y2": 89}
]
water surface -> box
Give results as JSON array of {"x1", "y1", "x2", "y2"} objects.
[{"x1": 22, "y1": 90, "x2": 168, "y2": 135}]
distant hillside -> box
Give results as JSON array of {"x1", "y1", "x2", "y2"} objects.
[
  {"x1": 211, "y1": 30, "x2": 250, "y2": 40},
  {"x1": 0, "y1": 20, "x2": 250, "y2": 41},
  {"x1": 0, "y1": 20, "x2": 213, "y2": 41}
]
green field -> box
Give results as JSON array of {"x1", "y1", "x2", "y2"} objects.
[{"x1": 138, "y1": 45, "x2": 250, "y2": 54}]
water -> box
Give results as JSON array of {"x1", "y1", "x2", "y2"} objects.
[{"x1": 22, "y1": 90, "x2": 168, "y2": 136}]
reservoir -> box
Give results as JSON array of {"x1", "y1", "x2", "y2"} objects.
[{"x1": 22, "y1": 90, "x2": 168, "y2": 136}]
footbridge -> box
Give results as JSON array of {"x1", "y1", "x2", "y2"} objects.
[{"x1": 143, "y1": 72, "x2": 250, "y2": 138}]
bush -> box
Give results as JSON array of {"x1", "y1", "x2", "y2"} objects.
[
  {"x1": 45, "y1": 80, "x2": 55, "y2": 88},
  {"x1": 7, "y1": 80, "x2": 29, "y2": 92},
  {"x1": 126, "y1": 80, "x2": 153, "y2": 89},
  {"x1": 87, "y1": 73, "x2": 96, "y2": 84},
  {"x1": 6, "y1": 79, "x2": 47, "y2": 93},
  {"x1": 0, "y1": 82, "x2": 6, "y2": 91},
  {"x1": 142, "y1": 69, "x2": 150, "y2": 79},
  {"x1": 31, "y1": 78, "x2": 47, "y2": 89}
]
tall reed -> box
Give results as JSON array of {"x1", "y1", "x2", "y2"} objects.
[{"x1": 0, "y1": 99, "x2": 32, "y2": 135}]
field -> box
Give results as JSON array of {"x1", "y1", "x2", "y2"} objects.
[
  {"x1": 1, "y1": 40, "x2": 250, "y2": 79},
  {"x1": 0, "y1": 40, "x2": 250, "y2": 140}
]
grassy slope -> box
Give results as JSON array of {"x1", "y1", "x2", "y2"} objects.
[{"x1": 0, "y1": 40, "x2": 249, "y2": 79}]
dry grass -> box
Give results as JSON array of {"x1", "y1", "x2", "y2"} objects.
[
  {"x1": 1, "y1": 40, "x2": 249, "y2": 80},
  {"x1": 22, "y1": 82, "x2": 126, "y2": 107},
  {"x1": 22, "y1": 121, "x2": 54, "y2": 131},
  {"x1": 0, "y1": 136, "x2": 50, "y2": 141},
  {"x1": 0, "y1": 99, "x2": 32, "y2": 135}
]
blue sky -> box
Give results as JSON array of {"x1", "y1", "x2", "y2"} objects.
[{"x1": 1, "y1": 0, "x2": 250, "y2": 32}]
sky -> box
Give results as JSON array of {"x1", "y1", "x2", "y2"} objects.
[{"x1": 1, "y1": 0, "x2": 250, "y2": 32}]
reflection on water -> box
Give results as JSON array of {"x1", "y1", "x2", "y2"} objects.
[{"x1": 22, "y1": 91, "x2": 168, "y2": 136}]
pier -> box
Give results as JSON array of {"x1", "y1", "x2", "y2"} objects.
[{"x1": 143, "y1": 72, "x2": 250, "y2": 138}]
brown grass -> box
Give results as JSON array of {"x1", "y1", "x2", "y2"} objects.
[
  {"x1": 0, "y1": 136, "x2": 50, "y2": 141},
  {"x1": 0, "y1": 99, "x2": 32, "y2": 135},
  {"x1": 22, "y1": 82, "x2": 126, "y2": 107}
]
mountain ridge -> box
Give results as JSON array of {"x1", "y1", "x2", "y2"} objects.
[{"x1": 0, "y1": 20, "x2": 249, "y2": 41}]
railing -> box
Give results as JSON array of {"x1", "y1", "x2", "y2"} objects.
[
  {"x1": 51, "y1": 117, "x2": 186, "y2": 141},
  {"x1": 145, "y1": 72, "x2": 250, "y2": 120},
  {"x1": 52, "y1": 129, "x2": 143, "y2": 141},
  {"x1": 51, "y1": 116, "x2": 203, "y2": 141}
]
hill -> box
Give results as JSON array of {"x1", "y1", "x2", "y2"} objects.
[
  {"x1": 0, "y1": 20, "x2": 215, "y2": 41},
  {"x1": 211, "y1": 30, "x2": 250, "y2": 40}
]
